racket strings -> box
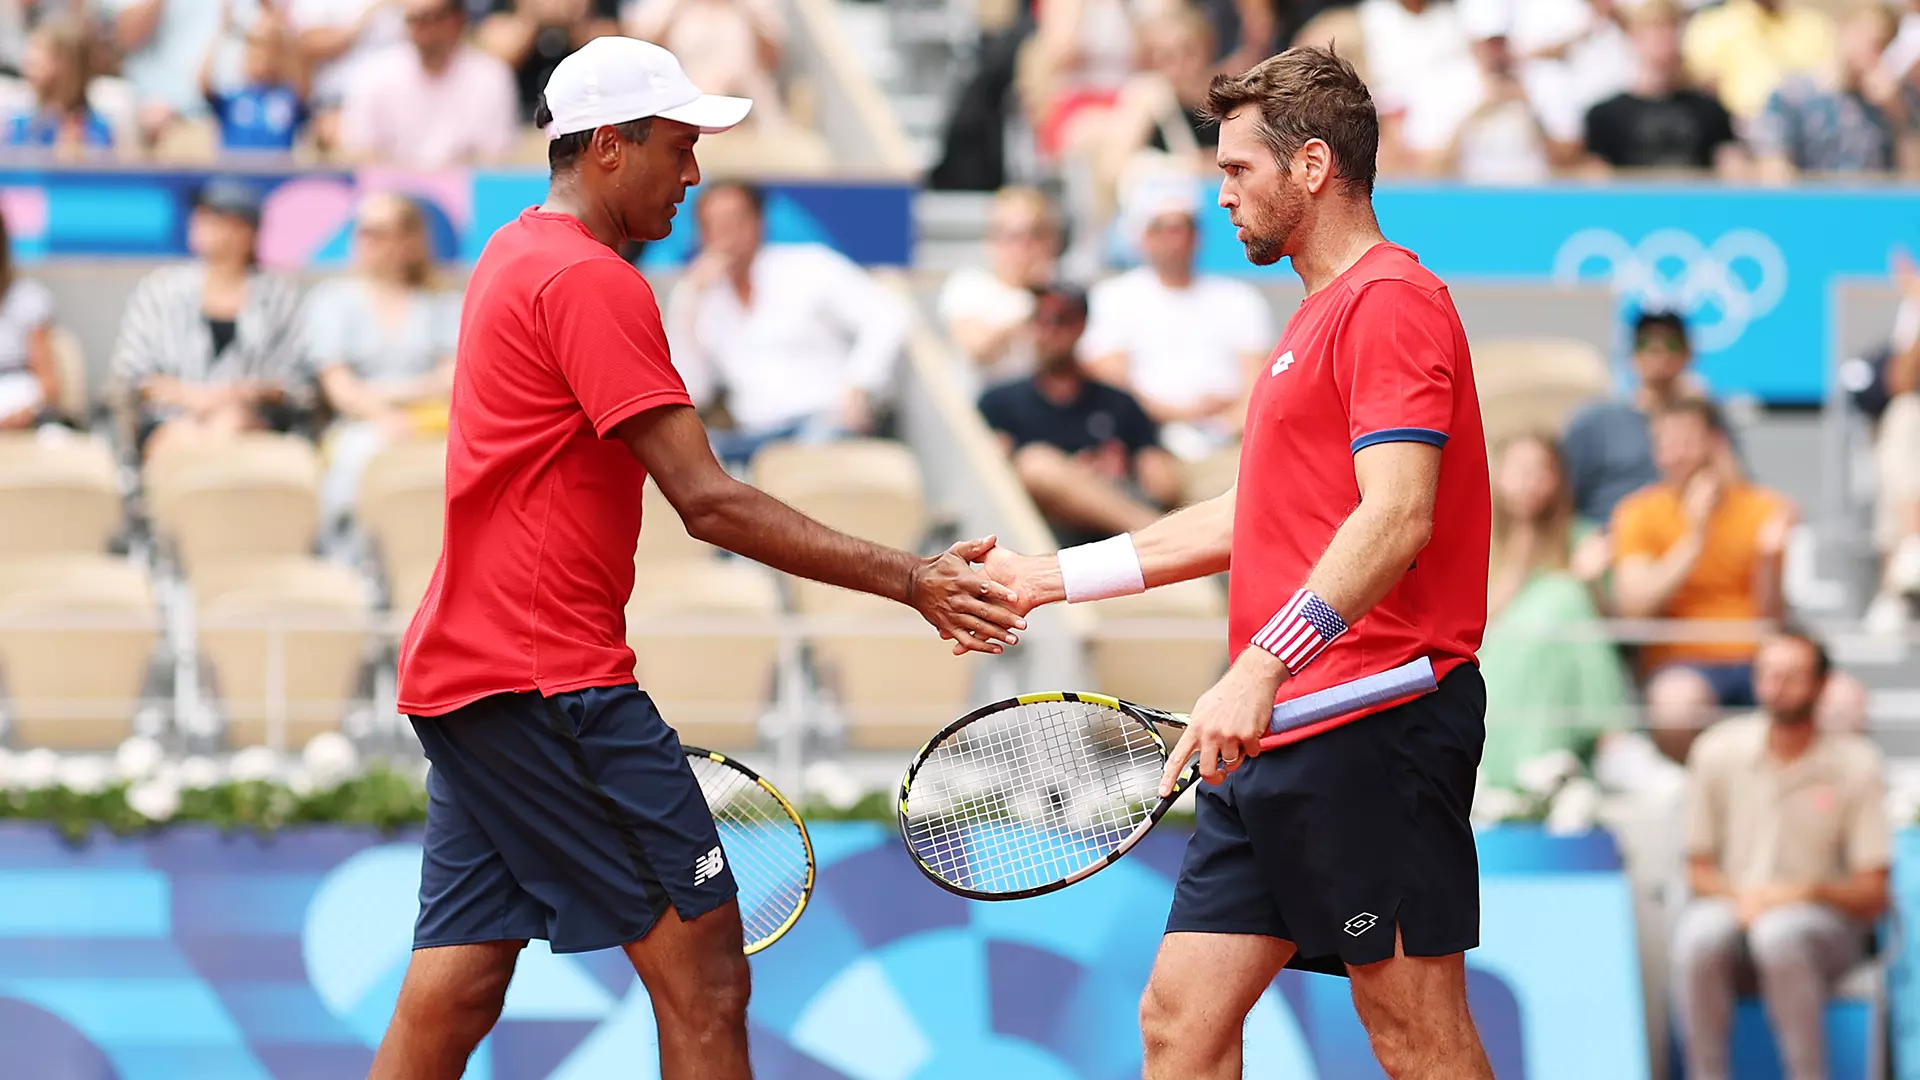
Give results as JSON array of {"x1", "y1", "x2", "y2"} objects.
[
  {"x1": 690, "y1": 756, "x2": 811, "y2": 948},
  {"x1": 901, "y1": 700, "x2": 1170, "y2": 895}
]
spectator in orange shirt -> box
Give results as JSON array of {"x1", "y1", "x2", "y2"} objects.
[{"x1": 1610, "y1": 398, "x2": 1796, "y2": 748}]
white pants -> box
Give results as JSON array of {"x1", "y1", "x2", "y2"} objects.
[{"x1": 321, "y1": 420, "x2": 392, "y2": 530}]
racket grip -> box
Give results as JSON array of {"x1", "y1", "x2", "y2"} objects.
[{"x1": 1259, "y1": 657, "x2": 1438, "y2": 747}]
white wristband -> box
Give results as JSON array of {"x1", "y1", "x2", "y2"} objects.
[{"x1": 1058, "y1": 534, "x2": 1146, "y2": 604}]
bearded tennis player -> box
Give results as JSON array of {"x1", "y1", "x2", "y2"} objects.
[
  {"x1": 371, "y1": 37, "x2": 1024, "y2": 1080},
  {"x1": 984, "y1": 47, "x2": 1493, "y2": 1079}
]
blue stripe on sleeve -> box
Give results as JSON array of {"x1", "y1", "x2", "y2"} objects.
[{"x1": 1351, "y1": 427, "x2": 1450, "y2": 454}]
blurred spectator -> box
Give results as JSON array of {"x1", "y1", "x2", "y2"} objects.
[
  {"x1": 339, "y1": 0, "x2": 518, "y2": 168},
  {"x1": 199, "y1": 0, "x2": 310, "y2": 155},
  {"x1": 1563, "y1": 309, "x2": 1711, "y2": 524},
  {"x1": 1081, "y1": 183, "x2": 1271, "y2": 462},
  {"x1": 101, "y1": 0, "x2": 250, "y2": 146},
  {"x1": 1018, "y1": 0, "x2": 1144, "y2": 160},
  {"x1": 0, "y1": 203, "x2": 61, "y2": 430},
  {"x1": 1584, "y1": 0, "x2": 1744, "y2": 175},
  {"x1": 978, "y1": 283, "x2": 1180, "y2": 545},
  {"x1": 666, "y1": 182, "x2": 909, "y2": 468},
  {"x1": 475, "y1": 0, "x2": 620, "y2": 122},
  {"x1": 1098, "y1": 11, "x2": 1228, "y2": 184},
  {"x1": 1425, "y1": 27, "x2": 1554, "y2": 182},
  {"x1": 1610, "y1": 399, "x2": 1795, "y2": 742},
  {"x1": 1478, "y1": 432, "x2": 1633, "y2": 789},
  {"x1": 1886, "y1": 0, "x2": 1920, "y2": 86},
  {"x1": 1683, "y1": 0, "x2": 1838, "y2": 124},
  {"x1": 938, "y1": 186, "x2": 1061, "y2": 386},
  {"x1": 1357, "y1": 0, "x2": 1482, "y2": 174},
  {"x1": 1864, "y1": 251, "x2": 1920, "y2": 634},
  {"x1": 1495, "y1": 0, "x2": 1635, "y2": 153},
  {"x1": 4, "y1": 14, "x2": 112, "y2": 156},
  {"x1": 623, "y1": 0, "x2": 786, "y2": 127},
  {"x1": 110, "y1": 179, "x2": 307, "y2": 461},
  {"x1": 1671, "y1": 629, "x2": 1889, "y2": 1080},
  {"x1": 1752, "y1": 1, "x2": 1919, "y2": 179},
  {"x1": 307, "y1": 192, "x2": 457, "y2": 533},
  {"x1": 290, "y1": 0, "x2": 407, "y2": 151}
]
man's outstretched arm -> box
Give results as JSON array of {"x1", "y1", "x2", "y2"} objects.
[
  {"x1": 617, "y1": 404, "x2": 1025, "y2": 653},
  {"x1": 985, "y1": 485, "x2": 1237, "y2": 614}
]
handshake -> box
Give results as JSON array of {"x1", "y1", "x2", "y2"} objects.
[{"x1": 904, "y1": 537, "x2": 1066, "y2": 656}]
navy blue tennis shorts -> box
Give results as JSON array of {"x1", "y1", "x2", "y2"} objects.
[
  {"x1": 1165, "y1": 662, "x2": 1486, "y2": 976},
  {"x1": 409, "y1": 684, "x2": 738, "y2": 954}
]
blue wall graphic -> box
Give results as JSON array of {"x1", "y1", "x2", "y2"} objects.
[{"x1": 0, "y1": 822, "x2": 1645, "y2": 1079}]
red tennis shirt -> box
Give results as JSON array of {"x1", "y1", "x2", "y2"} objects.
[
  {"x1": 398, "y1": 209, "x2": 692, "y2": 716},
  {"x1": 1230, "y1": 243, "x2": 1490, "y2": 717}
]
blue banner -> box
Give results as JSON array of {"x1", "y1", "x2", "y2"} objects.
[
  {"x1": 0, "y1": 168, "x2": 916, "y2": 274},
  {"x1": 0, "y1": 822, "x2": 1645, "y2": 1079},
  {"x1": 1189, "y1": 184, "x2": 1920, "y2": 406}
]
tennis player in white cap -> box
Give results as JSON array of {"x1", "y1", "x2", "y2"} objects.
[{"x1": 371, "y1": 37, "x2": 1024, "y2": 1080}]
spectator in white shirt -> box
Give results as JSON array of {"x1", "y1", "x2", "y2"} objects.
[
  {"x1": 1358, "y1": 0, "x2": 1483, "y2": 173},
  {"x1": 623, "y1": 0, "x2": 788, "y2": 128},
  {"x1": 338, "y1": 0, "x2": 519, "y2": 168},
  {"x1": 937, "y1": 185, "x2": 1062, "y2": 389},
  {"x1": 291, "y1": 0, "x2": 408, "y2": 150},
  {"x1": 1082, "y1": 181, "x2": 1273, "y2": 462},
  {"x1": 667, "y1": 182, "x2": 910, "y2": 467},
  {"x1": 1428, "y1": 27, "x2": 1555, "y2": 182}
]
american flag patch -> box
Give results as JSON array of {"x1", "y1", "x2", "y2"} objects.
[{"x1": 1253, "y1": 589, "x2": 1349, "y2": 673}]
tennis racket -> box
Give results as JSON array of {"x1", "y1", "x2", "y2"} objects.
[
  {"x1": 896, "y1": 657, "x2": 1437, "y2": 901},
  {"x1": 685, "y1": 748, "x2": 816, "y2": 954}
]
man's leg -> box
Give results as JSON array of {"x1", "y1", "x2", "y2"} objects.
[
  {"x1": 1347, "y1": 930, "x2": 1493, "y2": 1080},
  {"x1": 622, "y1": 900, "x2": 754, "y2": 1080},
  {"x1": 1011, "y1": 443, "x2": 1161, "y2": 535},
  {"x1": 1748, "y1": 903, "x2": 1865, "y2": 1080},
  {"x1": 1139, "y1": 932, "x2": 1294, "y2": 1080},
  {"x1": 1670, "y1": 897, "x2": 1745, "y2": 1080},
  {"x1": 369, "y1": 940, "x2": 525, "y2": 1080}
]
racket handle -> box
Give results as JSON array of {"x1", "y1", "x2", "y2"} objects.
[{"x1": 1258, "y1": 656, "x2": 1437, "y2": 749}]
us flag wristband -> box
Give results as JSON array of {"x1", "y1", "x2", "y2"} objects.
[{"x1": 1252, "y1": 588, "x2": 1348, "y2": 673}]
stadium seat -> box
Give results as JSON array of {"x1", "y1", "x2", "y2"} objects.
[
  {"x1": 627, "y1": 560, "x2": 783, "y2": 750},
  {"x1": 194, "y1": 557, "x2": 373, "y2": 749},
  {"x1": 636, "y1": 477, "x2": 712, "y2": 564},
  {"x1": 804, "y1": 589, "x2": 975, "y2": 749},
  {"x1": 696, "y1": 124, "x2": 835, "y2": 177},
  {"x1": 1182, "y1": 445, "x2": 1239, "y2": 505},
  {"x1": 1474, "y1": 339, "x2": 1615, "y2": 451},
  {"x1": 152, "y1": 117, "x2": 219, "y2": 163},
  {"x1": 0, "y1": 555, "x2": 158, "y2": 749},
  {"x1": 356, "y1": 439, "x2": 447, "y2": 614},
  {"x1": 754, "y1": 439, "x2": 928, "y2": 612},
  {"x1": 1086, "y1": 577, "x2": 1228, "y2": 712},
  {"x1": 145, "y1": 434, "x2": 321, "y2": 573},
  {"x1": 0, "y1": 432, "x2": 121, "y2": 555}
]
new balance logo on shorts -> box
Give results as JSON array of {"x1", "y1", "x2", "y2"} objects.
[
  {"x1": 1344, "y1": 912, "x2": 1379, "y2": 937},
  {"x1": 693, "y1": 845, "x2": 726, "y2": 887}
]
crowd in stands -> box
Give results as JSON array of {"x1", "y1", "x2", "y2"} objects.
[
  {"x1": 0, "y1": 0, "x2": 797, "y2": 164},
  {"x1": 933, "y1": 0, "x2": 1920, "y2": 199}
]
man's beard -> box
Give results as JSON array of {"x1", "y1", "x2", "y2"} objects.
[{"x1": 1239, "y1": 191, "x2": 1303, "y2": 267}]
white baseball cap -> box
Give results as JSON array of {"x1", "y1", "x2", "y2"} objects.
[{"x1": 542, "y1": 36, "x2": 753, "y2": 140}]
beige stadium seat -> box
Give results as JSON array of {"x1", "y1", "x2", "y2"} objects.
[
  {"x1": 636, "y1": 478, "x2": 712, "y2": 564},
  {"x1": 357, "y1": 439, "x2": 447, "y2": 614},
  {"x1": 145, "y1": 434, "x2": 320, "y2": 573},
  {"x1": 627, "y1": 560, "x2": 782, "y2": 751},
  {"x1": 48, "y1": 326, "x2": 89, "y2": 422},
  {"x1": 0, "y1": 555, "x2": 158, "y2": 749},
  {"x1": 806, "y1": 590, "x2": 975, "y2": 750},
  {"x1": 1472, "y1": 338, "x2": 1612, "y2": 399},
  {"x1": 697, "y1": 123, "x2": 835, "y2": 177},
  {"x1": 195, "y1": 557, "x2": 372, "y2": 749},
  {"x1": 0, "y1": 433, "x2": 121, "y2": 554},
  {"x1": 752, "y1": 437, "x2": 927, "y2": 549},
  {"x1": 1086, "y1": 577, "x2": 1228, "y2": 713},
  {"x1": 1182, "y1": 445, "x2": 1240, "y2": 505},
  {"x1": 152, "y1": 117, "x2": 218, "y2": 163}
]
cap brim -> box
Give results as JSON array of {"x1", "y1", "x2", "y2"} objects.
[{"x1": 655, "y1": 93, "x2": 754, "y2": 134}]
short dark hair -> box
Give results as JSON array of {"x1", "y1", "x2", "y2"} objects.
[
  {"x1": 1031, "y1": 282, "x2": 1089, "y2": 321},
  {"x1": 699, "y1": 180, "x2": 766, "y2": 219},
  {"x1": 1201, "y1": 45, "x2": 1379, "y2": 196},
  {"x1": 1634, "y1": 309, "x2": 1690, "y2": 348},
  {"x1": 1654, "y1": 395, "x2": 1726, "y2": 435},
  {"x1": 533, "y1": 94, "x2": 653, "y2": 173},
  {"x1": 1769, "y1": 624, "x2": 1832, "y2": 680}
]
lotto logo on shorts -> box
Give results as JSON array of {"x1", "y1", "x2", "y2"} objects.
[
  {"x1": 693, "y1": 845, "x2": 726, "y2": 887},
  {"x1": 1343, "y1": 912, "x2": 1379, "y2": 937}
]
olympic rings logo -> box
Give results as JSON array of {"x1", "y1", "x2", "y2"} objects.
[{"x1": 1551, "y1": 228, "x2": 1789, "y2": 353}]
